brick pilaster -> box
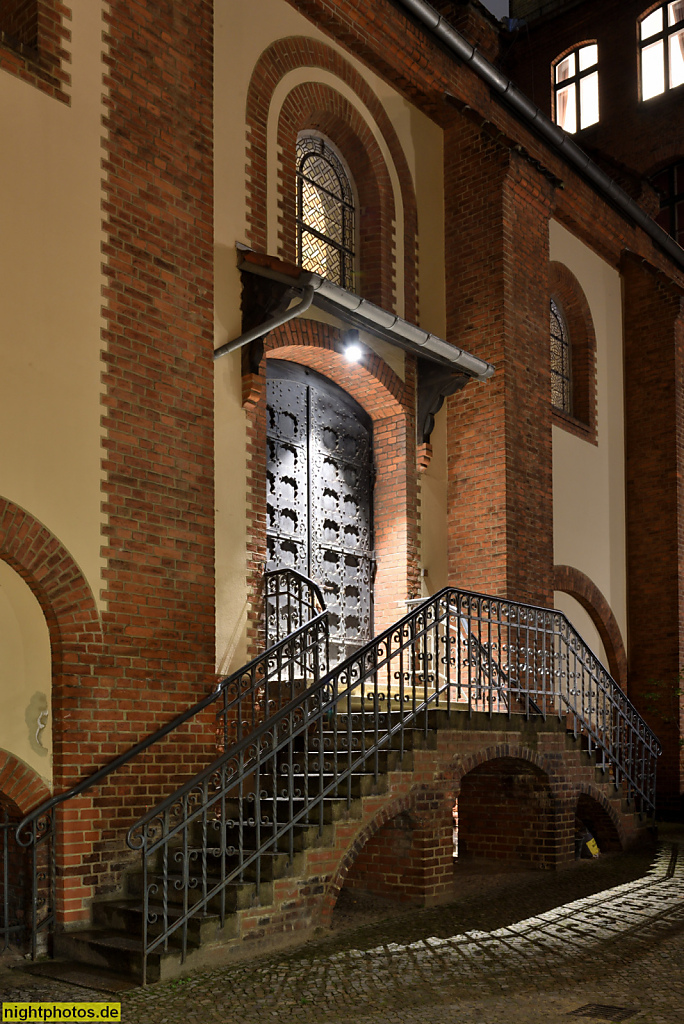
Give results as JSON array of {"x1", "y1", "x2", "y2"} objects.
[
  {"x1": 445, "y1": 120, "x2": 555, "y2": 607},
  {"x1": 622, "y1": 253, "x2": 684, "y2": 816}
]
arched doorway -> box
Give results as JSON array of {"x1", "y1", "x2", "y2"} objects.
[{"x1": 266, "y1": 359, "x2": 374, "y2": 662}]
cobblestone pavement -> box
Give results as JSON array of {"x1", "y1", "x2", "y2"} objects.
[{"x1": 2, "y1": 828, "x2": 684, "y2": 1023}]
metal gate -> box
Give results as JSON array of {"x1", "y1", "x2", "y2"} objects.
[{"x1": 266, "y1": 360, "x2": 373, "y2": 663}]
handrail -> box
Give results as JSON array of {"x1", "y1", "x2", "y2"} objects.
[
  {"x1": 125, "y1": 585, "x2": 660, "y2": 983},
  {"x1": 16, "y1": 571, "x2": 329, "y2": 845},
  {"x1": 264, "y1": 567, "x2": 326, "y2": 613},
  {"x1": 263, "y1": 567, "x2": 327, "y2": 649},
  {"x1": 132, "y1": 585, "x2": 659, "y2": 841}
]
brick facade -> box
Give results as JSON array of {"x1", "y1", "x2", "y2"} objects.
[
  {"x1": 20, "y1": 0, "x2": 220, "y2": 924},
  {"x1": 622, "y1": 253, "x2": 684, "y2": 816},
  {"x1": 444, "y1": 122, "x2": 555, "y2": 606},
  {"x1": 3, "y1": 0, "x2": 684, "y2": 962}
]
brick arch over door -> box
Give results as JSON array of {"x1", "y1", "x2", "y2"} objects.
[
  {"x1": 0, "y1": 498, "x2": 103, "y2": 790},
  {"x1": 245, "y1": 36, "x2": 418, "y2": 321},
  {"x1": 554, "y1": 564, "x2": 628, "y2": 691},
  {"x1": 243, "y1": 318, "x2": 419, "y2": 654}
]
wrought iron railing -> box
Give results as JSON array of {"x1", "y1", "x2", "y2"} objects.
[
  {"x1": 264, "y1": 568, "x2": 326, "y2": 649},
  {"x1": 126, "y1": 586, "x2": 660, "y2": 984},
  {"x1": 14, "y1": 570, "x2": 329, "y2": 961}
]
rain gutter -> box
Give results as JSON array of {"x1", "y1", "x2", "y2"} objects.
[
  {"x1": 218, "y1": 247, "x2": 495, "y2": 381},
  {"x1": 395, "y1": 0, "x2": 684, "y2": 274},
  {"x1": 213, "y1": 285, "x2": 315, "y2": 360}
]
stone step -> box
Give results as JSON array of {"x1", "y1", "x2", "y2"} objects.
[
  {"x1": 92, "y1": 899, "x2": 234, "y2": 948},
  {"x1": 125, "y1": 872, "x2": 263, "y2": 912},
  {"x1": 145, "y1": 845, "x2": 305, "y2": 883},
  {"x1": 187, "y1": 817, "x2": 330, "y2": 851},
  {"x1": 225, "y1": 793, "x2": 363, "y2": 824},
  {"x1": 55, "y1": 929, "x2": 165, "y2": 985}
]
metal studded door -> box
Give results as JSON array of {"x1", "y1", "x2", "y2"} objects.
[{"x1": 266, "y1": 360, "x2": 373, "y2": 663}]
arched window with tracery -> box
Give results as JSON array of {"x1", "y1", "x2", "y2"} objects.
[
  {"x1": 296, "y1": 134, "x2": 355, "y2": 288},
  {"x1": 550, "y1": 298, "x2": 572, "y2": 415}
]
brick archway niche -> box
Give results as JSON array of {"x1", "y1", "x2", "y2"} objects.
[
  {"x1": 245, "y1": 36, "x2": 419, "y2": 321},
  {"x1": 575, "y1": 787, "x2": 623, "y2": 853},
  {"x1": 456, "y1": 756, "x2": 560, "y2": 868},
  {"x1": 0, "y1": 498, "x2": 103, "y2": 923},
  {"x1": 0, "y1": 755, "x2": 51, "y2": 954},
  {"x1": 243, "y1": 318, "x2": 419, "y2": 654},
  {"x1": 0, "y1": 752, "x2": 51, "y2": 818}
]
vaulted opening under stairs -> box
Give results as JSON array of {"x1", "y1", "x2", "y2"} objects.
[{"x1": 13, "y1": 570, "x2": 660, "y2": 986}]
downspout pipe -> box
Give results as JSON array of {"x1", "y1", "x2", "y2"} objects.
[
  {"x1": 213, "y1": 285, "x2": 315, "y2": 360},
  {"x1": 396, "y1": 0, "x2": 684, "y2": 274}
]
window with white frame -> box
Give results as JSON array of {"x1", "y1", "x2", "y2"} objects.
[
  {"x1": 553, "y1": 43, "x2": 599, "y2": 133},
  {"x1": 296, "y1": 134, "x2": 355, "y2": 289},
  {"x1": 640, "y1": 2, "x2": 684, "y2": 100}
]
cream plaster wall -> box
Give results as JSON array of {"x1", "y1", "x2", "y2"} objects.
[
  {"x1": 554, "y1": 590, "x2": 608, "y2": 667},
  {"x1": 550, "y1": 220, "x2": 627, "y2": 657},
  {"x1": 0, "y1": 4, "x2": 106, "y2": 610},
  {"x1": 213, "y1": 0, "x2": 447, "y2": 669},
  {"x1": 0, "y1": 560, "x2": 52, "y2": 789}
]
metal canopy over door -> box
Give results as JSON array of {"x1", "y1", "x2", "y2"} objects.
[{"x1": 266, "y1": 360, "x2": 373, "y2": 663}]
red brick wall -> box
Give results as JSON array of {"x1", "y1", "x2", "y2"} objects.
[
  {"x1": 458, "y1": 758, "x2": 558, "y2": 867},
  {"x1": 24, "y1": 0, "x2": 219, "y2": 923},
  {"x1": 343, "y1": 804, "x2": 453, "y2": 905},
  {"x1": 444, "y1": 120, "x2": 554, "y2": 607},
  {"x1": 0, "y1": 0, "x2": 70, "y2": 103},
  {"x1": 622, "y1": 253, "x2": 684, "y2": 815}
]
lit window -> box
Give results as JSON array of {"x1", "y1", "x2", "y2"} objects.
[
  {"x1": 551, "y1": 299, "x2": 572, "y2": 415},
  {"x1": 639, "y1": 2, "x2": 684, "y2": 100},
  {"x1": 296, "y1": 135, "x2": 355, "y2": 289},
  {"x1": 650, "y1": 160, "x2": 684, "y2": 247},
  {"x1": 553, "y1": 44, "x2": 599, "y2": 133}
]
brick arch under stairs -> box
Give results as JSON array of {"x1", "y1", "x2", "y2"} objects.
[{"x1": 223, "y1": 713, "x2": 650, "y2": 951}]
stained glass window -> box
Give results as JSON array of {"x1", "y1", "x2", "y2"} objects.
[
  {"x1": 551, "y1": 298, "x2": 572, "y2": 415},
  {"x1": 296, "y1": 135, "x2": 355, "y2": 288}
]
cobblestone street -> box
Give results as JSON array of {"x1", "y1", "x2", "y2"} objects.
[{"x1": 2, "y1": 828, "x2": 684, "y2": 1024}]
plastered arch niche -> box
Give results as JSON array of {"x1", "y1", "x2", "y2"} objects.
[{"x1": 0, "y1": 559, "x2": 52, "y2": 788}]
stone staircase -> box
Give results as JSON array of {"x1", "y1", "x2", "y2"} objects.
[
  {"x1": 18, "y1": 582, "x2": 660, "y2": 988},
  {"x1": 49, "y1": 707, "x2": 649, "y2": 986}
]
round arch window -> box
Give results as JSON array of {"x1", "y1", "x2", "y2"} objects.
[{"x1": 296, "y1": 134, "x2": 356, "y2": 289}]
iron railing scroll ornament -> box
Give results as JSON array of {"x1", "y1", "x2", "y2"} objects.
[
  {"x1": 127, "y1": 587, "x2": 660, "y2": 984},
  {"x1": 11, "y1": 807, "x2": 55, "y2": 960}
]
